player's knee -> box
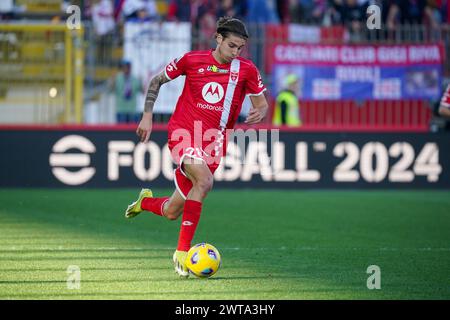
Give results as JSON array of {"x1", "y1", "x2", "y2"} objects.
[
  {"x1": 164, "y1": 204, "x2": 183, "y2": 220},
  {"x1": 194, "y1": 175, "x2": 214, "y2": 197}
]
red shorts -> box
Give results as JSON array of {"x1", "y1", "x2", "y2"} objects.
[{"x1": 168, "y1": 130, "x2": 226, "y2": 199}]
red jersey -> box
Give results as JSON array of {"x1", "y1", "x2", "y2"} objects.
[
  {"x1": 441, "y1": 84, "x2": 450, "y2": 109},
  {"x1": 165, "y1": 49, "x2": 266, "y2": 134},
  {"x1": 163, "y1": 50, "x2": 266, "y2": 196}
]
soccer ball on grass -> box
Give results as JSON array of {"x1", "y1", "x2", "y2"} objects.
[{"x1": 186, "y1": 243, "x2": 221, "y2": 278}]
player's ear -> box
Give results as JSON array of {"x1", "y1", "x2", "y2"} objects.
[{"x1": 216, "y1": 34, "x2": 223, "y2": 45}]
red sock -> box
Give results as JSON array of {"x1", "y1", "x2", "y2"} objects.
[
  {"x1": 177, "y1": 200, "x2": 202, "y2": 251},
  {"x1": 141, "y1": 197, "x2": 169, "y2": 216}
]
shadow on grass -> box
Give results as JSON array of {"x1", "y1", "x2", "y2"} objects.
[
  {"x1": 0, "y1": 274, "x2": 306, "y2": 285},
  {"x1": 0, "y1": 255, "x2": 168, "y2": 261},
  {"x1": 0, "y1": 287, "x2": 353, "y2": 299}
]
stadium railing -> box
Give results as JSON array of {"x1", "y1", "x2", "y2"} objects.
[{"x1": 0, "y1": 23, "x2": 84, "y2": 124}]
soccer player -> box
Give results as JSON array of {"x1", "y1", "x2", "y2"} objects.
[
  {"x1": 125, "y1": 17, "x2": 268, "y2": 277},
  {"x1": 439, "y1": 83, "x2": 450, "y2": 118}
]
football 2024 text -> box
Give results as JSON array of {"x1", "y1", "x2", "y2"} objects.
[
  {"x1": 1, "y1": 131, "x2": 447, "y2": 188},
  {"x1": 49, "y1": 135, "x2": 443, "y2": 186}
]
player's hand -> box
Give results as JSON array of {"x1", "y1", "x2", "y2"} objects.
[
  {"x1": 136, "y1": 113, "x2": 152, "y2": 143},
  {"x1": 245, "y1": 107, "x2": 266, "y2": 124}
]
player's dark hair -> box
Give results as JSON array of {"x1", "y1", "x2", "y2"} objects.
[{"x1": 216, "y1": 17, "x2": 249, "y2": 40}]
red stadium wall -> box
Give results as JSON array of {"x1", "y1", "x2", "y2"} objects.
[
  {"x1": 268, "y1": 99, "x2": 433, "y2": 132},
  {"x1": 299, "y1": 100, "x2": 432, "y2": 131}
]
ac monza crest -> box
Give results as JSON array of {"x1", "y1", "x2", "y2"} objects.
[{"x1": 230, "y1": 71, "x2": 239, "y2": 82}]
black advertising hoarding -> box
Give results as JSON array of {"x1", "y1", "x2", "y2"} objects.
[{"x1": 0, "y1": 128, "x2": 449, "y2": 189}]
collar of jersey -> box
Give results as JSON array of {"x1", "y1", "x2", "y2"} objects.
[{"x1": 209, "y1": 49, "x2": 232, "y2": 66}]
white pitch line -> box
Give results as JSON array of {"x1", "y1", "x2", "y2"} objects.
[{"x1": 0, "y1": 246, "x2": 449, "y2": 252}]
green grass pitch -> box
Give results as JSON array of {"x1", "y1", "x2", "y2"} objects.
[{"x1": 0, "y1": 189, "x2": 449, "y2": 299}]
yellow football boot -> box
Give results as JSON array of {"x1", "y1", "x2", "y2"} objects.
[
  {"x1": 125, "y1": 188, "x2": 153, "y2": 219},
  {"x1": 173, "y1": 250, "x2": 189, "y2": 278}
]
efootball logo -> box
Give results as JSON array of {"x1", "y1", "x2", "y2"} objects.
[
  {"x1": 202, "y1": 82, "x2": 224, "y2": 104},
  {"x1": 49, "y1": 135, "x2": 96, "y2": 185}
]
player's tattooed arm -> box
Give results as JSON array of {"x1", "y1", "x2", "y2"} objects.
[
  {"x1": 137, "y1": 72, "x2": 170, "y2": 143},
  {"x1": 144, "y1": 72, "x2": 170, "y2": 113}
]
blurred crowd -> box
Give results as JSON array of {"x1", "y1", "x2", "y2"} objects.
[
  {"x1": 1, "y1": 1, "x2": 449, "y2": 37},
  {"x1": 88, "y1": 0, "x2": 450, "y2": 36}
]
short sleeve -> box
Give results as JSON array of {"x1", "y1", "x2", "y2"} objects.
[
  {"x1": 246, "y1": 63, "x2": 266, "y2": 96},
  {"x1": 164, "y1": 54, "x2": 188, "y2": 80},
  {"x1": 441, "y1": 84, "x2": 450, "y2": 108}
]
